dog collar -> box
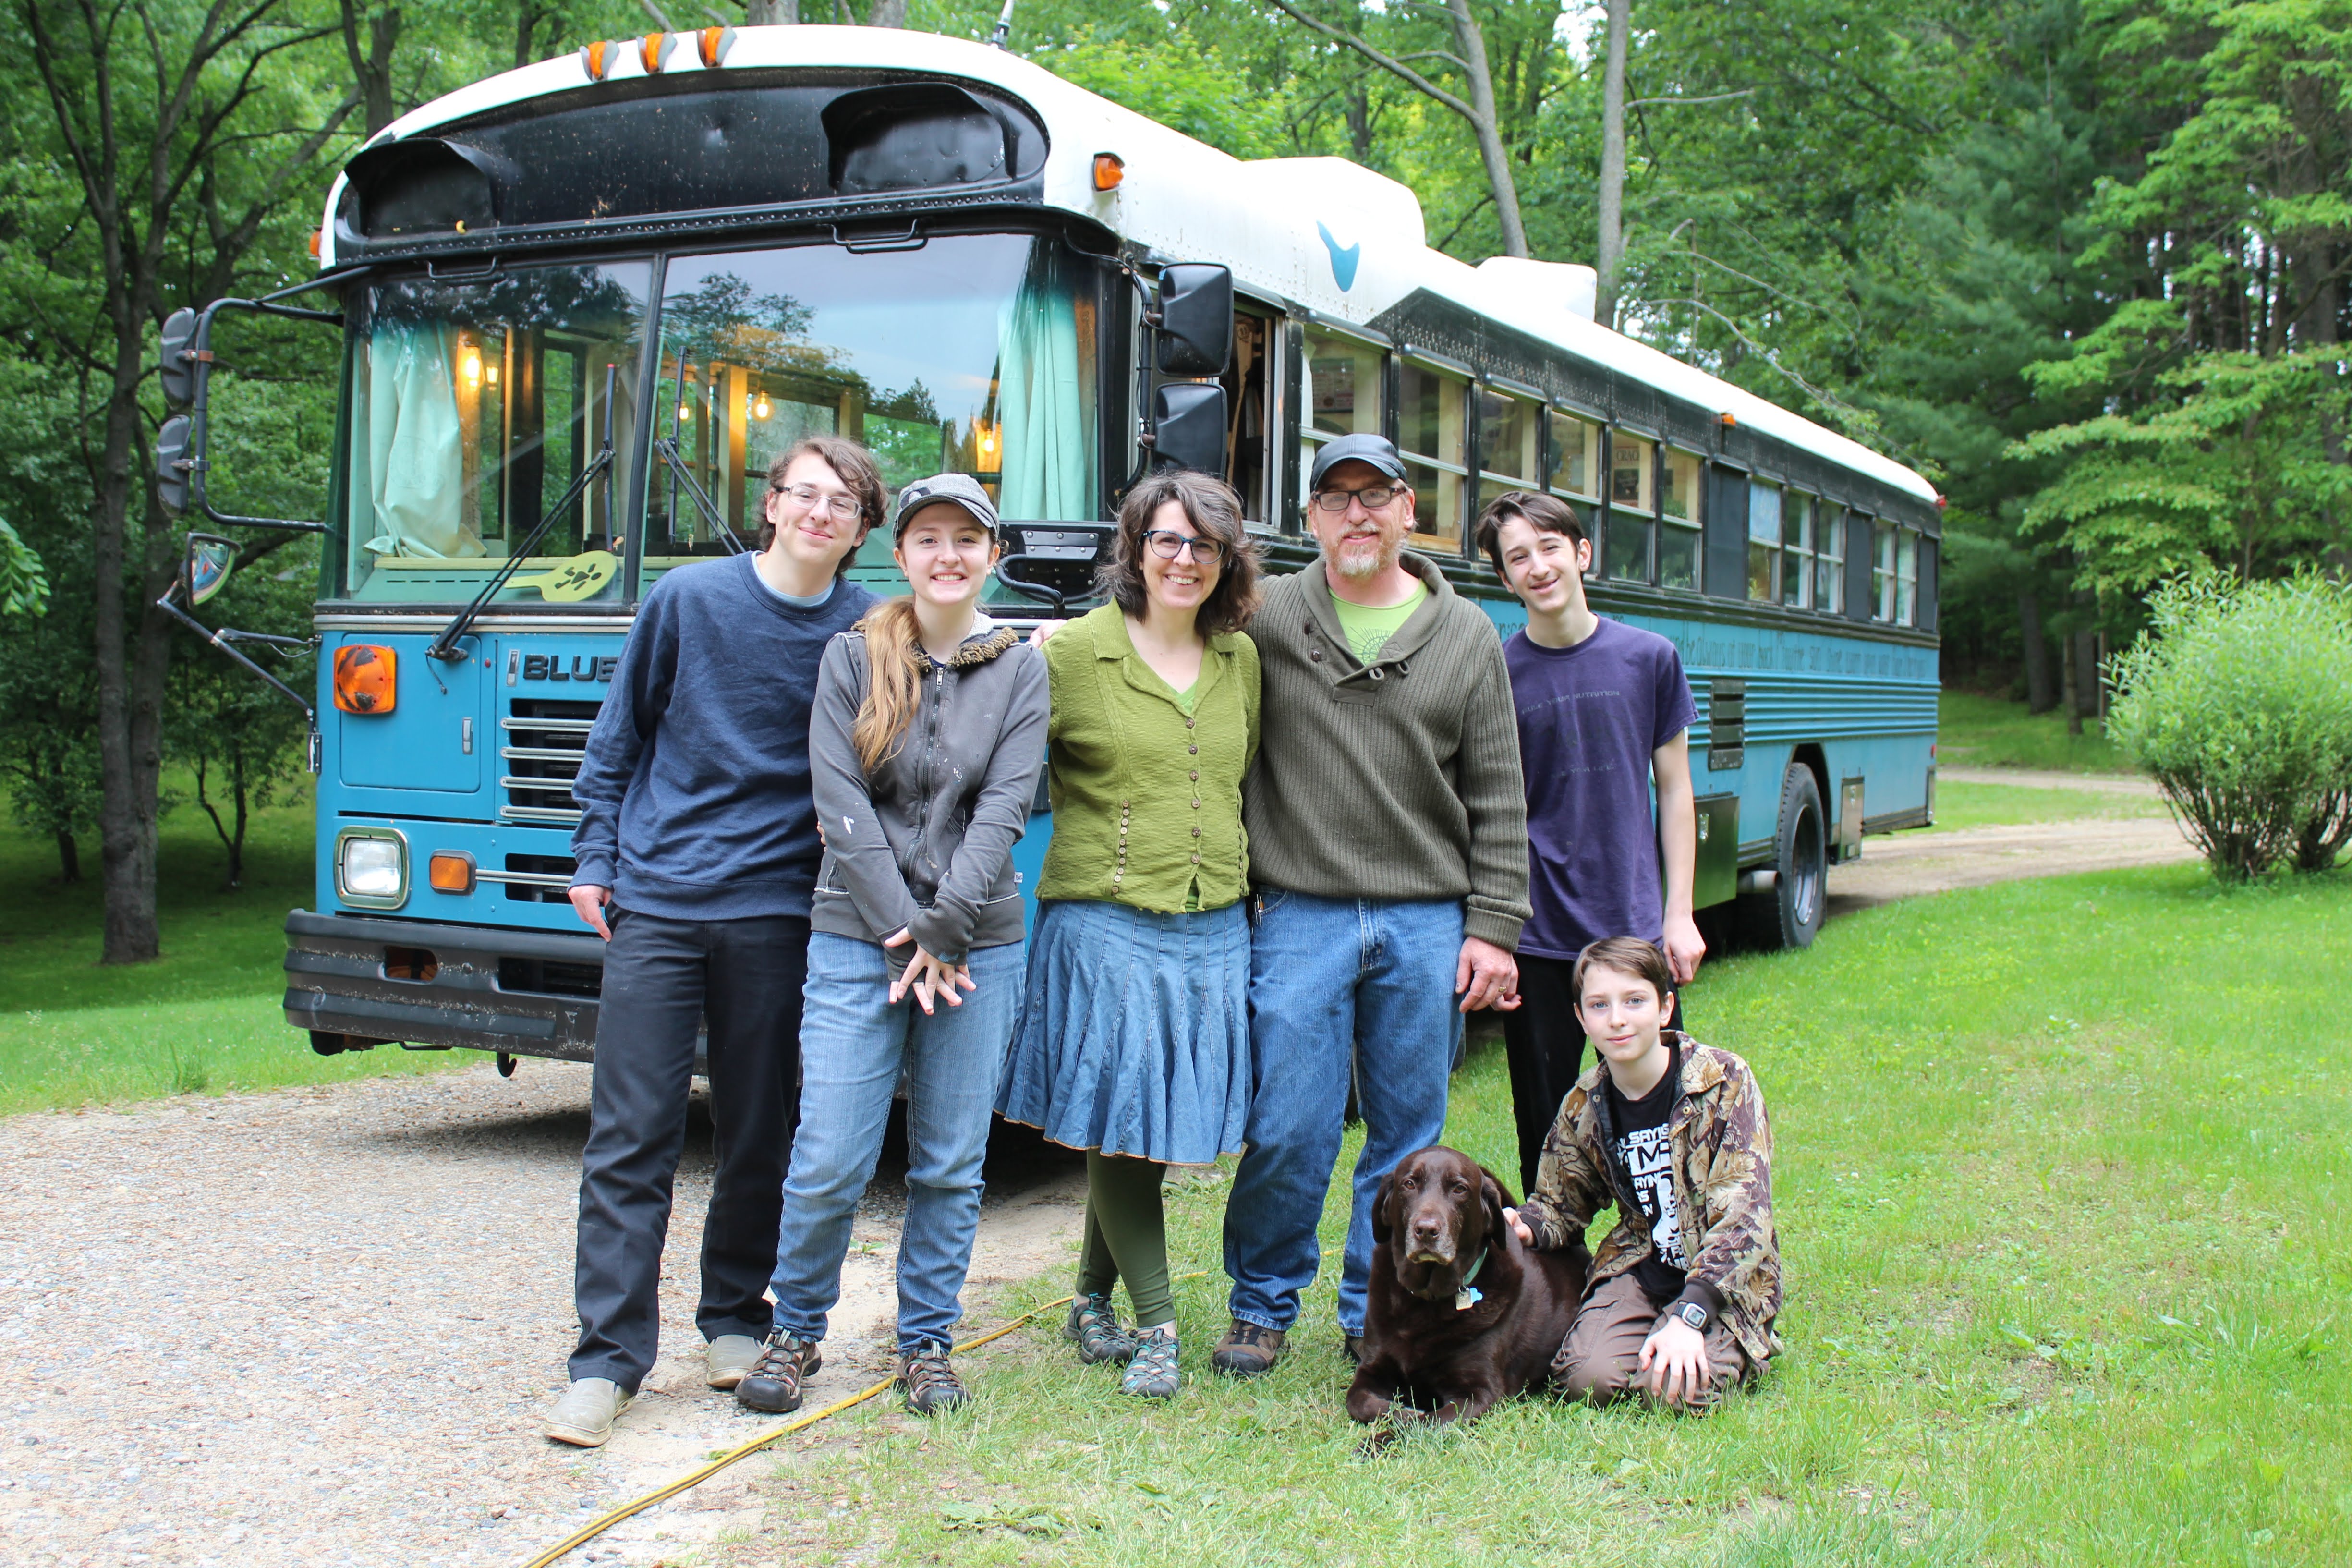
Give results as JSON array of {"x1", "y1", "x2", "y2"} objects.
[{"x1": 1454, "y1": 1246, "x2": 1490, "y2": 1312}]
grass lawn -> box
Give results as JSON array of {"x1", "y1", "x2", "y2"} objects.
[
  {"x1": 732, "y1": 863, "x2": 2352, "y2": 1568},
  {"x1": 1923, "y1": 779, "x2": 2167, "y2": 834},
  {"x1": 1937, "y1": 691, "x2": 2130, "y2": 775},
  {"x1": 0, "y1": 775, "x2": 462, "y2": 1115}
]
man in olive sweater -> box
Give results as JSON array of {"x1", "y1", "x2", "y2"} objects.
[{"x1": 1216, "y1": 433, "x2": 1532, "y2": 1375}]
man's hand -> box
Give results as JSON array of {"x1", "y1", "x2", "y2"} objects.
[
  {"x1": 884, "y1": 927, "x2": 976, "y2": 1015},
  {"x1": 1501, "y1": 1205, "x2": 1534, "y2": 1246},
  {"x1": 1637, "y1": 1317, "x2": 1712, "y2": 1408},
  {"x1": 1661, "y1": 910, "x2": 1706, "y2": 985},
  {"x1": 1455, "y1": 936, "x2": 1520, "y2": 1012},
  {"x1": 569, "y1": 884, "x2": 613, "y2": 942}
]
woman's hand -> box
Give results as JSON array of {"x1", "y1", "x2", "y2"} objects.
[
  {"x1": 1637, "y1": 1317, "x2": 1712, "y2": 1408},
  {"x1": 1500, "y1": 1205, "x2": 1534, "y2": 1246},
  {"x1": 884, "y1": 928, "x2": 976, "y2": 1015}
]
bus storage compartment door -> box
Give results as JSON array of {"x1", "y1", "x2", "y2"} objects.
[
  {"x1": 1837, "y1": 777, "x2": 1865, "y2": 863},
  {"x1": 333, "y1": 632, "x2": 485, "y2": 795},
  {"x1": 1692, "y1": 793, "x2": 1739, "y2": 909}
]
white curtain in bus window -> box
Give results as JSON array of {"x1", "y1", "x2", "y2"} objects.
[
  {"x1": 1300, "y1": 328, "x2": 1386, "y2": 510},
  {"x1": 1747, "y1": 480, "x2": 1781, "y2": 602},
  {"x1": 1896, "y1": 528, "x2": 1919, "y2": 625},
  {"x1": 1782, "y1": 493, "x2": 1814, "y2": 608},
  {"x1": 646, "y1": 237, "x2": 1097, "y2": 581},
  {"x1": 1873, "y1": 521, "x2": 1898, "y2": 621},
  {"x1": 1548, "y1": 412, "x2": 1600, "y2": 501},
  {"x1": 1397, "y1": 362, "x2": 1468, "y2": 548},
  {"x1": 1815, "y1": 507, "x2": 1844, "y2": 613},
  {"x1": 342, "y1": 262, "x2": 651, "y2": 603},
  {"x1": 1475, "y1": 389, "x2": 1539, "y2": 519}
]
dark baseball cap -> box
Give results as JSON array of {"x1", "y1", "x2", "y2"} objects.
[
  {"x1": 891, "y1": 472, "x2": 1001, "y2": 538},
  {"x1": 1309, "y1": 433, "x2": 1408, "y2": 492}
]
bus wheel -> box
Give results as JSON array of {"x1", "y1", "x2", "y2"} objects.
[{"x1": 1744, "y1": 764, "x2": 1827, "y2": 951}]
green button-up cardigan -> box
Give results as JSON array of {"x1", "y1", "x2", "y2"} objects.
[{"x1": 1035, "y1": 604, "x2": 1261, "y2": 912}]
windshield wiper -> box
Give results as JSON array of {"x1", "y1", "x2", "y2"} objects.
[{"x1": 427, "y1": 364, "x2": 617, "y2": 663}]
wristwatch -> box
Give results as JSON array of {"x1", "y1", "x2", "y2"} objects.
[{"x1": 1675, "y1": 1301, "x2": 1709, "y2": 1332}]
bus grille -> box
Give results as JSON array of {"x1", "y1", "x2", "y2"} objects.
[
  {"x1": 498, "y1": 853, "x2": 579, "y2": 903},
  {"x1": 501, "y1": 699, "x2": 600, "y2": 826}
]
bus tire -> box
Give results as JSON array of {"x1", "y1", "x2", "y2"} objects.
[{"x1": 1744, "y1": 763, "x2": 1827, "y2": 951}]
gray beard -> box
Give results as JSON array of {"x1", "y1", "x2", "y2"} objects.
[{"x1": 1329, "y1": 537, "x2": 1399, "y2": 579}]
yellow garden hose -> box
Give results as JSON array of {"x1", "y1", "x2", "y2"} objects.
[{"x1": 520, "y1": 1294, "x2": 1073, "y2": 1568}]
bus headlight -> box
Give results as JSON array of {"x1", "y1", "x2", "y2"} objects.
[{"x1": 335, "y1": 827, "x2": 410, "y2": 909}]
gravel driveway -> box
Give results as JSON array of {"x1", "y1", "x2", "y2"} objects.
[{"x1": 0, "y1": 1064, "x2": 1082, "y2": 1568}]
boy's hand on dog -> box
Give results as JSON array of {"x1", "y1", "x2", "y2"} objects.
[
  {"x1": 1500, "y1": 1206, "x2": 1534, "y2": 1246},
  {"x1": 1637, "y1": 1318, "x2": 1711, "y2": 1407}
]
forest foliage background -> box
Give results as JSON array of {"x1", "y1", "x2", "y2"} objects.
[{"x1": 0, "y1": 0, "x2": 2346, "y2": 962}]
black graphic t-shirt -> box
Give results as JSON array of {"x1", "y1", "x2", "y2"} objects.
[{"x1": 1603, "y1": 1046, "x2": 1689, "y2": 1303}]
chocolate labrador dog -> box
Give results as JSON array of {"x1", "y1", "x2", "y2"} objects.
[{"x1": 1347, "y1": 1145, "x2": 1588, "y2": 1439}]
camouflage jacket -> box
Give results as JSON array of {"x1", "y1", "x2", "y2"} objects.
[{"x1": 1517, "y1": 1033, "x2": 1783, "y2": 1362}]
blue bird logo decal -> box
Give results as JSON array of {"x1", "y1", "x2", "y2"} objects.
[{"x1": 1317, "y1": 222, "x2": 1361, "y2": 292}]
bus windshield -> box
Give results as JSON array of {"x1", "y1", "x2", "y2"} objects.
[{"x1": 644, "y1": 234, "x2": 1100, "y2": 584}]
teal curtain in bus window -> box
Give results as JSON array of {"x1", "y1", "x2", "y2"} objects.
[
  {"x1": 358, "y1": 320, "x2": 478, "y2": 559},
  {"x1": 995, "y1": 249, "x2": 1096, "y2": 520}
]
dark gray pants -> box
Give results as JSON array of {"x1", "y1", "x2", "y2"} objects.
[{"x1": 569, "y1": 908, "x2": 809, "y2": 1391}]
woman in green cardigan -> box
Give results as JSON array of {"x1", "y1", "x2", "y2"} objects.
[{"x1": 996, "y1": 469, "x2": 1262, "y2": 1399}]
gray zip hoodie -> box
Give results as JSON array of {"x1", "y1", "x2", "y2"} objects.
[{"x1": 807, "y1": 618, "x2": 1050, "y2": 962}]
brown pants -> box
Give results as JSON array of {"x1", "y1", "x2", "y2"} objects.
[{"x1": 1550, "y1": 1273, "x2": 1757, "y2": 1414}]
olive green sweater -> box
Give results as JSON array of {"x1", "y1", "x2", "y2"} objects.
[
  {"x1": 1242, "y1": 554, "x2": 1530, "y2": 950},
  {"x1": 1035, "y1": 605, "x2": 1262, "y2": 911}
]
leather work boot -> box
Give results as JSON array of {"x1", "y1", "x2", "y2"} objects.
[
  {"x1": 705, "y1": 1334, "x2": 762, "y2": 1390},
  {"x1": 897, "y1": 1342, "x2": 972, "y2": 1416},
  {"x1": 544, "y1": 1378, "x2": 632, "y2": 1447},
  {"x1": 734, "y1": 1331, "x2": 823, "y2": 1414},
  {"x1": 1210, "y1": 1320, "x2": 1287, "y2": 1378},
  {"x1": 1065, "y1": 1293, "x2": 1138, "y2": 1365}
]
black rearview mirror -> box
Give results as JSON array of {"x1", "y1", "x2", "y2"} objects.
[
  {"x1": 1149, "y1": 382, "x2": 1228, "y2": 476},
  {"x1": 155, "y1": 414, "x2": 194, "y2": 515},
  {"x1": 1153, "y1": 264, "x2": 1234, "y2": 377},
  {"x1": 185, "y1": 533, "x2": 236, "y2": 607},
  {"x1": 160, "y1": 308, "x2": 200, "y2": 407}
]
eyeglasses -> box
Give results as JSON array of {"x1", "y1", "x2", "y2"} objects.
[
  {"x1": 1141, "y1": 529, "x2": 1228, "y2": 565},
  {"x1": 774, "y1": 483, "x2": 863, "y2": 522},
  {"x1": 1311, "y1": 485, "x2": 1402, "y2": 513}
]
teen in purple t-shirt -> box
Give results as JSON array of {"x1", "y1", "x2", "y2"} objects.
[{"x1": 1474, "y1": 493, "x2": 1703, "y2": 1196}]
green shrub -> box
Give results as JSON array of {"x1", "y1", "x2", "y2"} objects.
[{"x1": 2105, "y1": 574, "x2": 2352, "y2": 880}]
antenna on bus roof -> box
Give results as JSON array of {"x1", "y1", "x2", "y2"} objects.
[{"x1": 986, "y1": 0, "x2": 1016, "y2": 49}]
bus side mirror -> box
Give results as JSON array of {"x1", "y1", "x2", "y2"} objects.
[
  {"x1": 1152, "y1": 264, "x2": 1233, "y2": 376},
  {"x1": 156, "y1": 414, "x2": 195, "y2": 515},
  {"x1": 1146, "y1": 382, "x2": 1228, "y2": 475},
  {"x1": 185, "y1": 532, "x2": 237, "y2": 606},
  {"x1": 160, "y1": 308, "x2": 200, "y2": 406}
]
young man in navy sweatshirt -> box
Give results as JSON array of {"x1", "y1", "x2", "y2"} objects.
[{"x1": 546, "y1": 436, "x2": 883, "y2": 1447}]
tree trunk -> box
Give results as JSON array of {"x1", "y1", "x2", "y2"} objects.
[
  {"x1": 2018, "y1": 591, "x2": 2053, "y2": 713},
  {"x1": 743, "y1": 0, "x2": 799, "y2": 22},
  {"x1": 1444, "y1": 0, "x2": 1528, "y2": 258},
  {"x1": 93, "y1": 334, "x2": 170, "y2": 964},
  {"x1": 229, "y1": 754, "x2": 250, "y2": 892},
  {"x1": 56, "y1": 827, "x2": 81, "y2": 885},
  {"x1": 1345, "y1": 85, "x2": 1374, "y2": 162},
  {"x1": 2073, "y1": 630, "x2": 2100, "y2": 721},
  {"x1": 2060, "y1": 630, "x2": 2083, "y2": 737},
  {"x1": 865, "y1": 0, "x2": 903, "y2": 24},
  {"x1": 340, "y1": 2, "x2": 402, "y2": 136},
  {"x1": 1596, "y1": 0, "x2": 1629, "y2": 323}
]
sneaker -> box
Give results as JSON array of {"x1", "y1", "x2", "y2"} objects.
[
  {"x1": 1342, "y1": 1333, "x2": 1364, "y2": 1367},
  {"x1": 544, "y1": 1378, "x2": 631, "y2": 1447},
  {"x1": 734, "y1": 1330, "x2": 823, "y2": 1414},
  {"x1": 1121, "y1": 1325, "x2": 1180, "y2": 1399},
  {"x1": 1210, "y1": 1320, "x2": 1287, "y2": 1378},
  {"x1": 897, "y1": 1341, "x2": 971, "y2": 1416},
  {"x1": 705, "y1": 1334, "x2": 762, "y2": 1390},
  {"x1": 1065, "y1": 1293, "x2": 1137, "y2": 1365}
]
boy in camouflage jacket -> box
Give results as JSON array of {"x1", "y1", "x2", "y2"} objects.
[{"x1": 1505, "y1": 936, "x2": 1781, "y2": 1411}]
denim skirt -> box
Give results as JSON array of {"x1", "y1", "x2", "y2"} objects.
[{"x1": 995, "y1": 898, "x2": 1252, "y2": 1166}]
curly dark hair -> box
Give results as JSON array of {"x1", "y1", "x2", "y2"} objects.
[
  {"x1": 1096, "y1": 470, "x2": 1262, "y2": 635},
  {"x1": 758, "y1": 436, "x2": 886, "y2": 574}
]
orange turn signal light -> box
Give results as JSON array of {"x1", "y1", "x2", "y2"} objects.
[
  {"x1": 698, "y1": 25, "x2": 735, "y2": 67},
  {"x1": 1092, "y1": 152, "x2": 1125, "y2": 192},
  {"x1": 427, "y1": 851, "x2": 476, "y2": 894},
  {"x1": 581, "y1": 39, "x2": 616, "y2": 79},
  {"x1": 307, "y1": 229, "x2": 322, "y2": 259},
  {"x1": 639, "y1": 30, "x2": 674, "y2": 73},
  {"x1": 332, "y1": 644, "x2": 397, "y2": 714}
]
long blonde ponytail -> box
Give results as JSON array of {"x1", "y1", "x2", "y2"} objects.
[{"x1": 851, "y1": 597, "x2": 927, "y2": 772}]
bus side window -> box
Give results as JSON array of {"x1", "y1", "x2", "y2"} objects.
[{"x1": 1224, "y1": 312, "x2": 1273, "y2": 525}]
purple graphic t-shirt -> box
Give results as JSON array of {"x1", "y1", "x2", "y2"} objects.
[{"x1": 1505, "y1": 618, "x2": 1697, "y2": 961}]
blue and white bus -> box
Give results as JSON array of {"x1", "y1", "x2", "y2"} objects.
[{"x1": 161, "y1": 26, "x2": 1940, "y2": 1069}]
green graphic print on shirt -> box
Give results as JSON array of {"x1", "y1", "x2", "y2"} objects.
[{"x1": 1330, "y1": 582, "x2": 1427, "y2": 665}]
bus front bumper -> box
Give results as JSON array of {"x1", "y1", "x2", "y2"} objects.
[{"x1": 283, "y1": 910, "x2": 604, "y2": 1062}]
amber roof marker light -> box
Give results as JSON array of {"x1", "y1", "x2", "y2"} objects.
[
  {"x1": 1092, "y1": 152, "x2": 1125, "y2": 192},
  {"x1": 698, "y1": 25, "x2": 735, "y2": 68}
]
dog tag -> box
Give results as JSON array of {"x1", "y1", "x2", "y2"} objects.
[{"x1": 1455, "y1": 1286, "x2": 1482, "y2": 1312}]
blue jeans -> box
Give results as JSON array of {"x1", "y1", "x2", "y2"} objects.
[
  {"x1": 768, "y1": 934, "x2": 1025, "y2": 1351},
  {"x1": 1223, "y1": 891, "x2": 1465, "y2": 1337}
]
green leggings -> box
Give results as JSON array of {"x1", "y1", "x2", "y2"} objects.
[{"x1": 1075, "y1": 1151, "x2": 1174, "y2": 1326}]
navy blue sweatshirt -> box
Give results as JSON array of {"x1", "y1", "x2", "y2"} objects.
[{"x1": 570, "y1": 553, "x2": 875, "y2": 920}]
